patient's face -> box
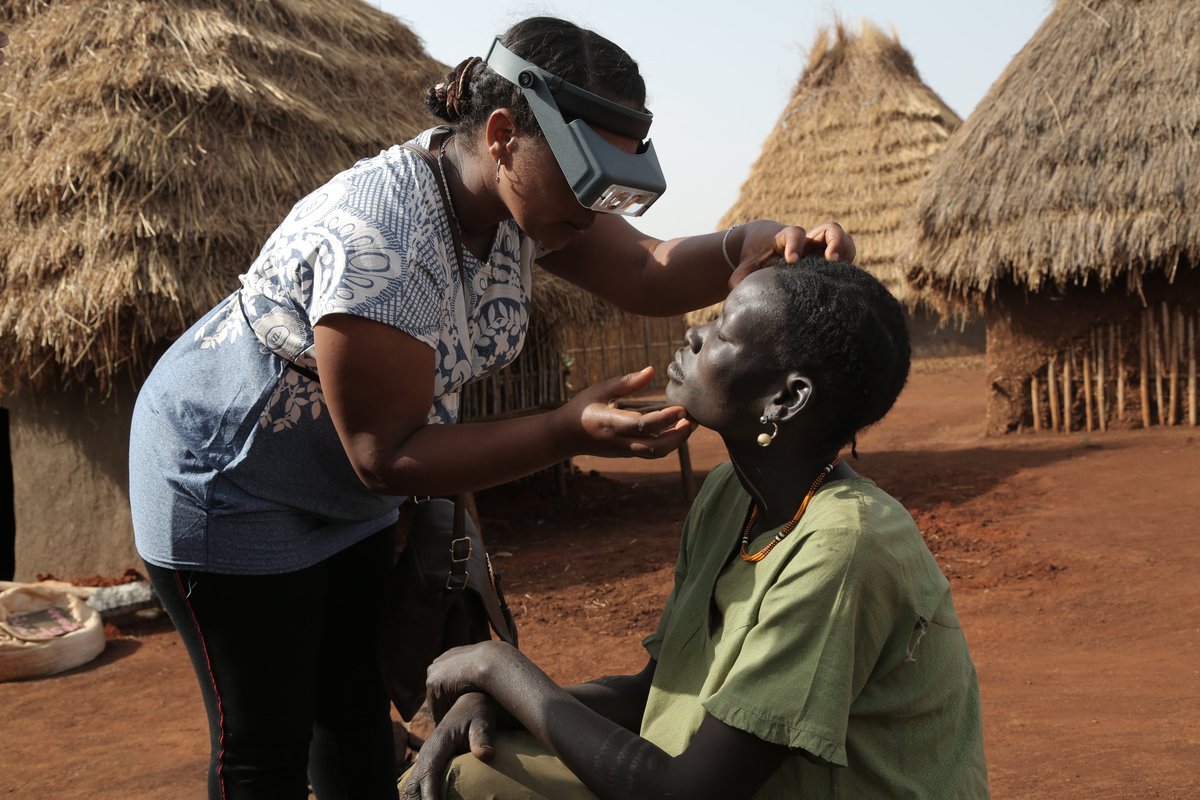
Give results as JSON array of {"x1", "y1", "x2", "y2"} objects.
[{"x1": 665, "y1": 270, "x2": 782, "y2": 431}]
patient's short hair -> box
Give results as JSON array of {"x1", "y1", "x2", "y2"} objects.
[{"x1": 770, "y1": 258, "x2": 911, "y2": 452}]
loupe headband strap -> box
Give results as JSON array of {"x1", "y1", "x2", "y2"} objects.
[{"x1": 484, "y1": 38, "x2": 652, "y2": 141}]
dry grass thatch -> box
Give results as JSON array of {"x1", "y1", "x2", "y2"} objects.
[
  {"x1": 0, "y1": 0, "x2": 447, "y2": 393},
  {"x1": 531, "y1": 266, "x2": 623, "y2": 331},
  {"x1": 908, "y1": 0, "x2": 1200, "y2": 302},
  {"x1": 694, "y1": 20, "x2": 960, "y2": 324}
]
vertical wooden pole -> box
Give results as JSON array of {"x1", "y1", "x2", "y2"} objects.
[
  {"x1": 491, "y1": 359, "x2": 501, "y2": 413},
  {"x1": 521, "y1": 350, "x2": 529, "y2": 409},
  {"x1": 507, "y1": 354, "x2": 515, "y2": 410},
  {"x1": 537, "y1": 340, "x2": 545, "y2": 406},
  {"x1": 617, "y1": 315, "x2": 628, "y2": 378},
  {"x1": 599, "y1": 323, "x2": 610, "y2": 379},
  {"x1": 1152, "y1": 308, "x2": 1165, "y2": 425},
  {"x1": 1031, "y1": 373, "x2": 1043, "y2": 432},
  {"x1": 1063, "y1": 345, "x2": 1074, "y2": 433},
  {"x1": 1116, "y1": 322, "x2": 1126, "y2": 420},
  {"x1": 1096, "y1": 328, "x2": 1107, "y2": 432},
  {"x1": 1188, "y1": 312, "x2": 1197, "y2": 427},
  {"x1": 550, "y1": 340, "x2": 557, "y2": 403},
  {"x1": 642, "y1": 317, "x2": 653, "y2": 369},
  {"x1": 1047, "y1": 356, "x2": 1060, "y2": 433},
  {"x1": 1082, "y1": 341, "x2": 1095, "y2": 432},
  {"x1": 1168, "y1": 306, "x2": 1181, "y2": 426},
  {"x1": 1140, "y1": 310, "x2": 1152, "y2": 427},
  {"x1": 1166, "y1": 303, "x2": 1176, "y2": 424},
  {"x1": 517, "y1": 347, "x2": 525, "y2": 405},
  {"x1": 503, "y1": 353, "x2": 511, "y2": 411}
]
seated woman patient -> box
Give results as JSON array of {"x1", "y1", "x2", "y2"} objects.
[{"x1": 402, "y1": 258, "x2": 990, "y2": 800}]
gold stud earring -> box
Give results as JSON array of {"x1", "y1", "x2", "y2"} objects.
[{"x1": 757, "y1": 416, "x2": 778, "y2": 447}]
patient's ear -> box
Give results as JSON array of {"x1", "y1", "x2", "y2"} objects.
[{"x1": 767, "y1": 373, "x2": 814, "y2": 424}]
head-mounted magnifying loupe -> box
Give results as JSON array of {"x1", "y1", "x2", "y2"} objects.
[{"x1": 484, "y1": 39, "x2": 667, "y2": 217}]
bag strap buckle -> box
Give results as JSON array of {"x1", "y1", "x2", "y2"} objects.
[{"x1": 446, "y1": 536, "x2": 472, "y2": 590}]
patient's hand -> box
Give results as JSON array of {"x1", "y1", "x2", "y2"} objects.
[{"x1": 402, "y1": 692, "x2": 497, "y2": 800}]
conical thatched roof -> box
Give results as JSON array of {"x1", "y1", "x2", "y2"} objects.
[
  {"x1": 0, "y1": 0, "x2": 445, "y2": 393},
  {"x1": 704, "y1": 21, "x2": 959, "y2": 321},
  {"x1": 908, "y1": 0, "x2": 1199, "y2": 302}
]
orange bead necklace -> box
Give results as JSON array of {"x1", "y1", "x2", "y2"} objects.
[{"x1": 740, "y1": 458, "x2": 840, "y2": 563}]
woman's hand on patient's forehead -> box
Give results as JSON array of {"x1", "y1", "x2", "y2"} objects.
[
  {"x1": 728, "y1": 221, "x2": 856, "y2": 287},
  {"x1": 803, "y1": 221, "x2": 856, "y2": 262},
  {"x1": 555, "y1": 367, "x2": 696, "y2": 459}
]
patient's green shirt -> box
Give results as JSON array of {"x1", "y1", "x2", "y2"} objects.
[{"x1": 642, "y1": 463, "x2": 989, "y2": 799}]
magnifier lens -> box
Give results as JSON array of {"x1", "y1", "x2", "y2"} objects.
[{"x1": 590, "y1": 185, "x2": 658, "y2": 217}]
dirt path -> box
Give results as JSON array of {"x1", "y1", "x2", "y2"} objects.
[{"x1": 2, "y1": 361, "x2": 1198, "y2": 798}]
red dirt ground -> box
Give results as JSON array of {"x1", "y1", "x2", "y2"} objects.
[{"x1": 2, "y1": 360, "x2": 1198, "y2": 798}]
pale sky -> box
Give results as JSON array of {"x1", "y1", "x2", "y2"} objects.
[{"x1": 376, "y1": 1, "x2": 1052, "y2": 241}]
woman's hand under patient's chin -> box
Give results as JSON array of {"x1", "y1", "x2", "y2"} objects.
[
  {"x1": 663, "y1": 383, "x2": 699, "y2": 426},
  {"x1": 555, "y1": 368, "x2": 693, "y2": 459}
]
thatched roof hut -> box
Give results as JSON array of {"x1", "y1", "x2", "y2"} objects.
[
  {"x1": 714, "y1": 21, "x2": 962, "y2": 312},
  {"x1": 909, "y1": 0, "x2": 1198, "y2": 301},
  {"x1": 0, "y1": 0, "x2": 448, "y2": 579},
  {"x1": 0, "y1": 0, "x2": 444, "y2": 394},
  {"x1": 908, "y1": 0, "x2": 1200, "y2": 434}
]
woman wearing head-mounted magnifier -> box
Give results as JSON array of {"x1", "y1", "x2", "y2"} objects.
[
  {"x1": 128, "y1": 16, "x2": 858, "y2": 800},
  {"x1": 427, "y1": 24, "x2": 854, "y2": 294}
]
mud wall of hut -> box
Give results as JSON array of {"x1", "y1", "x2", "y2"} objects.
[
  {"x1": 986, "y1": 270, "x2": 1199, "y2": 434},
  {"x1": 907, "y1": 308, "x2": 985, "y2": 359},
  {"x1": 7, "y1": 384, "x2": 141, "y2": 581},
  {"x1": 1, "y1": 409, "x2": 14, "y2": 580}
]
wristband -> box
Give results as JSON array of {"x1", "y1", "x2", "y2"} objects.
[{"x1": 721, "y1": 225, "x2": 739, "y2": 272}]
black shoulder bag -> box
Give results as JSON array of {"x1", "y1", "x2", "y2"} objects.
[
  {"x1": 379, "y1": 495, "x2": 518, "y2": 720},
  {"x1": 376, "y1": 132, "x2": 519, "y2": 721}
]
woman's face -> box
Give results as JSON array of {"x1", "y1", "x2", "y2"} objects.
[
  {"x1": 502, "y1": 127, "x2": 639, "y2": 251},
  {"x1": 665, "y1": 270, "x2": 785, "y2": 432}
]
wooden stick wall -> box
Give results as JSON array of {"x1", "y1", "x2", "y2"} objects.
[
  {"x1": 1027, "y1": 305, "x2": 1198, "y2": 432},
  {"x1": 460, "y1": 314, "x2": 688, "y2": 420},
  {"x1": 461, "y1": 327, "x2": 566, "y2": 420},
  {"x1": 561, "y1": 315, "x2": 687, "y2": 394}
]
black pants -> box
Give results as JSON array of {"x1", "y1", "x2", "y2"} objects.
[{"x1": 146, "y1": 527, "x2": 398, "y2": 800}]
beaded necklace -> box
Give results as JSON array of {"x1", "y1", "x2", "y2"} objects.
[{"x1": 740, "y1": 458, "x2": 840, "y2": 563}]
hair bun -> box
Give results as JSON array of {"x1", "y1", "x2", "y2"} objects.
[{"x1": 425, "y1": 56, "x2": 482, "y2": 122}]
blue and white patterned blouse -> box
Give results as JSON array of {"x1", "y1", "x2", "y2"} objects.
[{"x1": 130, "y1": 129, "x2": 537, "y2": 575}]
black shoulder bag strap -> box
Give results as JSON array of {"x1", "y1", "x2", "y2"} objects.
[
  {"x1": 402, "y1": 132, "x2": 517, "y2": 645},
  {"x1": 399, "y1": 127, "x2": 468, "y2": 302}
]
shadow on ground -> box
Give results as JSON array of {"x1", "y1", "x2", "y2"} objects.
[{"x1": 478, "y1": 436, "x2": 1106, "y2": 595}]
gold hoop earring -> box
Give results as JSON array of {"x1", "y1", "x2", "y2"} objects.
[
  {"x1": 495, "y1": 159, "x2": 501, "y2": 184},
  {"x1": 757, "y1": 416, "x2": 778, "y2": 447}
]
